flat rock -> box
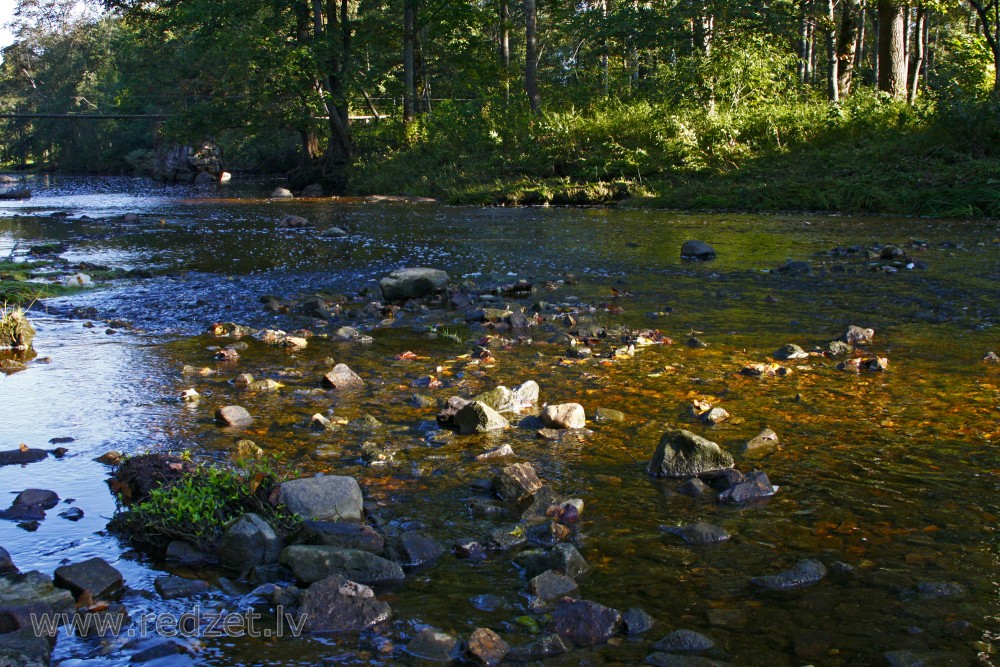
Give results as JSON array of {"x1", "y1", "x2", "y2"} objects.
[
  {"x1": 407, "y1": 627, "x2": 460, "y2": 661},
  {"x1": 648, "y1": 430, "x2": 734, "y2": 478},
  {"x1": 540, "y1": 403, "x2": 586, "y2": 429},
  {"x1": 322, "y1": 363, "x2": 364, "y2": 390},
  {"x1": 295, "y1": 520, "x2": 384, "y2": 553},
  {"x1": 53, "y1": 557, "x2": 123, "y2": 600},
  {"x1": 12, "y1": 489, "x2": 58, "y2": 510},
  {"x1": 663, "y1": 521, "x2": 731, "y2": 544},
  {"x1": 218, "y1": 513, "x2": 282, "y2": 573},
  {"x1": 279, "y1": 545, "x2": 405, "y2": 585},
  {"x1": 278, "y1": 475, "x2": 363, "y2": 522},
  {"x1": 594, "y1": 407, "x2": 625, "y2": 423},
  {"x1": 0, "y1": 571, "x2": 73, "y2": 611},
  {"x1": 465, "y1": 627, "x2": 509, "y2": 667},
  {"x1": 300, "y1": 575, "x2": 391, "y2": 633},
  {"x1": 476, "y1": 444, "x2": 515, "y2": 460},
  {"x1": 550, "y1": 598, "x2": 622, "y2": 645},
  {"x1": 380, "y1": 267, "x2": 450, "y2": 301},
  {"x1": 0, "y1": 449, "x2": 47, "y2": 466},
  {"x1": 154, "y1": 575, "x2": 210, "y2": 599},
  {"x1": 215, "y1": 405, "x2": 253, "y2": 427},
  {"x1": 455, "y1": 401, "x2": 509, "y2": 434},
  {"x1": 680, "y1": 240, "x2": 716, "y2": 260},
  {"x1": 751, "y1": 558, "x2": 827, "y2": 591},
  {"x1": 653, "y1": 628, "x2": 715, "y2": 653},
  {"x1": 390, "y1": 532, "x2": 445, "y2": 567}
]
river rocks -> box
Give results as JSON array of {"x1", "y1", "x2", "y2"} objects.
[
  {"x1": 540, "y1": 403, "x2": 586, "y2": 429},
  {"x1": 623, "y1": 607, "x2": 656, "y2": 634},
  {"x1": 549, "y1": 543, "x2": 590, "y2": 579},
  {"x1": 295, "y1": 521, "x2": 384, "y2": 553},
  {"x1": 0, "y1": 309, "x2": 34, "y2": 350},
  {"x1": 278, "y1": 475, "x2": 364, "y2": 522},
  {"x1": 772, "y1": 343, "x2": 808, "y2": 360},
  {"x1": 681, "y1": 240, "x2": 716, "y2": 260},
  {"x1": 53, "y1": 558, "x2": 123, "y2": 600},
  {"x1": 551, "y1": 598, "x2": 622, "y2": 645},
  {"x1": 270, "y1": 187, "x2": 294, "y2": 198},
  {"x1": 915, "y1": 581, "x2": 967, "y2": 599},
  {"x1": 648, "y1": 430, "x2": 735, "y2": 478},
  {"x1": 215, "y1": 405, "x2": 253, "y2": 427},
  {"x1": 529, "y1": 570, "x2": 579, "y2": 604},
  {"x1": 322, "y1": 363, "x2": 364, "y2": 390},
  {"x1": 775, "y1": 260, "x2": 811, "y2": 275},
  {"x1": 279, "y1": 215, "x2": 311, "y2": 229},
  {"x1": 508, "y1": 633, "x2": 571, "y2": 661},
  {"x1": 299, "y1": 575, "x2": 391, "y2": 633},
  {"x1": 165, "y1": 541, "x2": 211, "y2": 566},
  {"x1": 389, "y1": 532, "x2": 445, "y2": 567},
  {"x1": 0, "y1": 548, "x2": 15, "y2": 576},
  {"x1": 0, "y1": 447, "x2": 48, "y2": 467},
  {"x1": 594, "y1": 407, "x2": 625, "y2": 423},
  {"x1": 153, "y1": 575, "x2": 211, "y2": 600},
  {"x1": 742, "y1": 428, "x2": 778, "y2": 454},
  {"x1": 751, "y1": 558, "x2": 827, "y2": 590},
  {"x1": 0, "y1": 571, "x2": 73, "y2": 610},
  {"x1": 218, "y1": 513, "x2": 282, "y2": 573},
  {"x1": 494, "y1": 462, "x2": 544, "y2": 502},
  {"x1": 466, "y1": 627, "x2": 509, "y2": 667},
  {"x1": 407, "y1": 627, "x2": 461, "y2": 661},
  {"x1": 824, "y1": 340, "x2": 853, "y2": 357},
  {"x1": 843, "y1": 325, "x2": 874, "y2": 345},
  {"x1": 437, "y1": 396, "x2": 471, "y2": 426},
  {"x1": 473, "y1": 381, "x2": 540, "y2": 413},
  {"x1": 0, "y1": 489, "x2": 60, "y2": 521},
  {"x1": 663, "y1": 521, "x2": 731, "y2": 544},
  {"x1": 718, "y1": 470, "x2": 777, "y2": 503},
  {"x1": 279, "y1": 546, "x2": 405, "y2": 585},
  {"x1": 838, "y1": 356, "x2": 889, "y2": 372},
  {"x1": 739, "y1": 362, "x2": 790, "y2": 377},
  {"x1": 380, "y1": 267, "x2": 450, "y2": 301},
  {"x1": 456, "y1": 401, "x2": 509, "y2": 435},
  {"x1": 0, "y1": 628, "x2": 52, "y2": 667},
  {"x1": 700, "y1": 407, "x2": 730, "y2": 425},
  {"x1": 654, "y1": 629, "x2": 715, "y2": 653},
  {"x1": 476, "y1": 444, "x2": 515, "y2": 460}
]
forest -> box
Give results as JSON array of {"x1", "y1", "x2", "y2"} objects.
[{"x1": 1, "y1": 0, "x2": 999, "y2": 214}]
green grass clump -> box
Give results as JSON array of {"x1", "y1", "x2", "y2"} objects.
[{"x1": 109, "y1": 455, "x2": 298, "y2": 553}]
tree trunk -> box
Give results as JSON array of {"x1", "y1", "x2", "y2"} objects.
[
  {"x1": 403, "y1": 0, "x2": 416, "y2": 123},
  {"x1": 967, "y1": 0, "x2": 1000, "y2": 93},
  {"x1": 525, "y1": 0, "x2": 542, "y2": 113},
  {"x1": 600, "y1": 0, "x2": 609, "y2": 95},
  {"x1": 877, "y1": 0, "x2": 907, "y2": 97},
  {"x1": 907, "y1": 5, "x2": 926, "y2": 103},
  {"x1": 798, "y1": 0, "x2": 810, "y2": 83},
  {"x1": 837, "y1": 0, "x2": 861, "y2": 96},
  {"x1": 499, "y1": 0, "x2": 510, "y2": 102},
  {"x1": 825, "y1": 0, "x2": 839, "y2": 101}
]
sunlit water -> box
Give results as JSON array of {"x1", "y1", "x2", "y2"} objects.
[{"x1": 0, "y1": 176, "x2": 997, "y2": 666}]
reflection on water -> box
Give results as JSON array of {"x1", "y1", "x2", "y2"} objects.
[{"x1": 0, "y1": 176, "x2": 997, "y2": 666}]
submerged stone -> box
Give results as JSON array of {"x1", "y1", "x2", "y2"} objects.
[
  {"x1": 751, "y1": 558, "x2": 827, "y2": 591},
  {"x1": 648, "y1": 430, "x2": 735, "y2": 478}
]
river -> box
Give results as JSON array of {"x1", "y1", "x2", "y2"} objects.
[{"x1": 0, "y1": 175, "x2": 997, "y2": 666}]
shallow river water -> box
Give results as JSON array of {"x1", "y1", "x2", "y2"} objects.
[{"x1": 0, "y1": 176, "x2": 997, "y2": 666}]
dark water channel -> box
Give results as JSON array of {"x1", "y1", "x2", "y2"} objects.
[{"x1": 1, "y1": 176, "x2": 997, "y2": 666}]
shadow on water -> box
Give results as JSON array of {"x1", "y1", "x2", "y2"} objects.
[{"x1": 0, "y1": 176, "x2": 997, "y2": 666}]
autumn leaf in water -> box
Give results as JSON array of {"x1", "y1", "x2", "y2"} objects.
[{"x1": 395, "y1": 351, "x2": 419, "y2": 360}]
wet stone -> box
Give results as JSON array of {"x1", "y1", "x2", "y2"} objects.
[
  {"x1": 677, "y1": 478, "x2": 714, "y2": 498},
  {"x1": 494, "y1": 462, "x2": 544, "y2": 502},
  {"x1": 686, "y1": 337, "x2": 708, "y2": 349},
  {"x1": 915, "y1": 581, "x2": 967, "y2": 599},
  {"x1": 772, "y1": 343, "x2": 809, "y2": 360},
  {"x1": 295, "y1": 521, "x2": 384, "y2": 553},
  {"x1": 437, "y1": 396, "x2": 471, "y2": 427},
  {"x1": 843, "y1": 324, "x2": 875, "y2": 345},
  {"x1": 648, "y1": 430, "x2": 735, "y2": 478},
  {"x1": 390, "y1": 532, "x2": 445, "y2": 567},
  {"x1": 653, "y1": 629, "x2": 715, "y2": 653},
  {"x1": 476, "y1": 444, "x2": 515, "y2": 460},
  {"x1": 751, "y1": 558, "x2": 827, "y2": 591},
  {"x1": 456, "y1": 401, "x2": 510, "y2": 435},
  {"x1": 300, "y1": 575, "x2": 391, "y2": 633},
  {"x1": 680, "y1": 240, "x2": 716, "y2": 260},
  {"x1": 322, "y1": 363, "x2": 364, "y2": 390},
  {"x1": 742, "y1": 428, "x2": 778, "y2": 454},
  {"x1": 278, "y1": 475, "x2": 364, "y2": 522},
  {"x1": 717, "y1": 470, "x2": 777, "y2": 503},
  {"x1": 549, "y1": 543, "x2": 591, "y2": 579},
  {"x1": 12, "y1": 489, "x2": 59, "y2": 510},
  {"x1": 166, "y1": 541, "x2": 211, "y2": 566},
  {"x1": 701, "y1": 407, "x2": 730, "y2": 425},
  {"x1": 215, "y1": 405, "x2": 253, "y2": 427},
  {"x1": 407, "y1": 627, "x2": 460, "y2": 662},
  {"x1": 129, "y1": 640, "x2": 181, "y2": 663},
  {"x1": 278, "y1": 545, "x2": 405, "y2": 585},
  {"x1": 53, "y1": 557, "x2": 124, "y2": 600},
  {"x1": 550, "y1": 598, "x2": 622, "y2": 645},
  {"x1": 380, "y1": 267, "x2": 450, "y2": 301},
  {"x1": 484, "y1": 525, "x2": 528, "y2": 552},
  {"x1": 623, "y1": 607, "x2": 657, "y2": 634},
  {"x1": 529, "y1": 570, "x2": 579, "y2": 603},
  {"x1": 453, "y1": 537, "x2": 487, "y2": 559},
  {"x1": 646, "y1": 653, "x2": 733, "y2": 666},
  {"x1": 0, "y1": 548, "x2": 16, "y2": 575},
  {"x1": 218, "y1": 513, "x2": 283, "y2": 573},
  {"x1": 154, "y1": 575, "x2": 211, "y2": 600},
  {"x1": 465, "y1": 627, "x2": 509, "y2": 667},
  {"x1": 593, "y1": 407, "x2": 625, "y2": 423},
  {"x1": 0, "y1": 571, "x2": 74, "y2": 610},
  {"x1": 663, "y1": 521, "x2": 731, "y2": 544},
  {"x1": 540, "y1": 403, "x2": 586, "y2": 429},
  {"x1": 508, "y1": 633, "x2": 571, "y2": 661}
]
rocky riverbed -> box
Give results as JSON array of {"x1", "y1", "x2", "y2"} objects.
[{"x1": 0, "y1": 176, "x2": 997, "y2": 666}]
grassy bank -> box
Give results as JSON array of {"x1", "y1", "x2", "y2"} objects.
[{"x1": 350, "y1": 93, "x2": 1000, "y2": 217}]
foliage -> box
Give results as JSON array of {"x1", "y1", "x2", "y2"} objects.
[{"x1": 109, "y1": 454, "x2": 297, "y2": 552}]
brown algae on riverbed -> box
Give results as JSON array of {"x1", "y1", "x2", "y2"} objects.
[{"x1": 0, "y1": 178, "x2": 997, "y2": 666}]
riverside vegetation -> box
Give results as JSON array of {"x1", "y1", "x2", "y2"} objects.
[{"x1": 2, "y1": 0, "x2": 1000, "y2": 214}]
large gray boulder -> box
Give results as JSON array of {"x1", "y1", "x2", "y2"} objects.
[
  {"x1": 540, "y1": 403, "x2": 586, "y2": 429},
  {"x1": 300, "y1": 575, "x2": 391, "y2": 633},
  {"x1": 455, "y1": 401, "x2": 509, "y2": 435},
  {"x1": 680, "y1": 240, "x2": 716, "y2": 260},
  {"x1": 551, "y1": 599, "x2": 622, "y2": 646},
  {"x1": 218, "y1": 513, "x2": 283, "y2": 572},
  {"x1": 0, "y1": 628, "x2": 52, "y2": 667},
  {"x1": 322, "y1": 364, "x2": 364, "y2": 390},
  {"x1": 647, "y1": 429, "x2": 734, "y2": 478},
  {"x1": 278, "y1": 475, "x2": 363, "y2": 522},
  {"x1": 279, "y1": 546, "x2": 405, "y2": 585},
  {"x1": 380, "y1": 268, "x2": 450, "y2": 301}
]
